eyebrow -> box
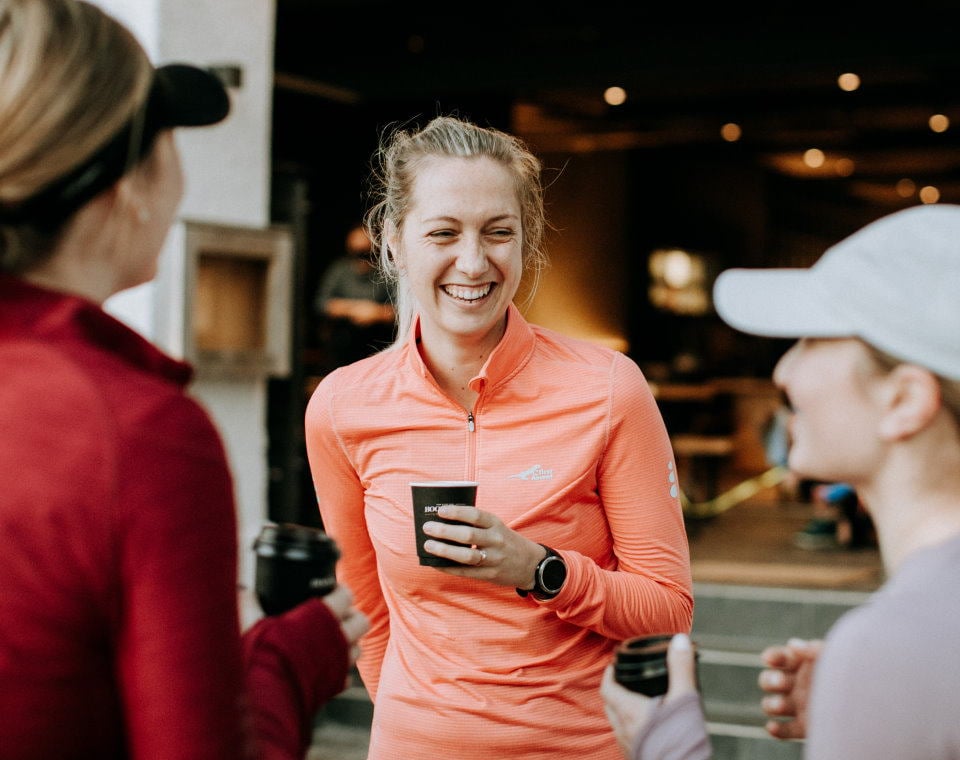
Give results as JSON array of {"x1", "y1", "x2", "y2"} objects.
[{"x1": 421, "y1": 214, "x2": 520, "y2": 224}]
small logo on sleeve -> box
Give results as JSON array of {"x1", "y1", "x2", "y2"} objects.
[{"x1": 509, "y1": 464, "x2": 554, "y2": 481}]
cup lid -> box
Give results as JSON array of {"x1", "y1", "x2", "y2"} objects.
[{"x1": 253, "y1": 523, "x2": 340, "y2": 558}]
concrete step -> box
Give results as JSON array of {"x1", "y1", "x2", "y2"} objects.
[
  {"x1": 692, "y1": 581, "x2": 873, "y2": 651},
  {"x1": 692, "y1": 581, "x2": 871, "y2": 758}
]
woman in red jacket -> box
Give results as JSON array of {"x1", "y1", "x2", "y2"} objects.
[{"x1": 0, "y1": 2, "x2": 367, "y2": 758}]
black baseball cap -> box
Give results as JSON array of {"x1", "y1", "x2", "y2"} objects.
[{"x1": 0, "y1": 63, "x2": 230, "y2": 228}]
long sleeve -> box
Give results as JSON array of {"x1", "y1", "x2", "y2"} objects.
[
  {"x1": 538, "y1": 351, "x2": 694, "y2": 639},
  {"x1": 305, "y1": 378, "x2": 390, "y2": 701},
  {"x1": 115, "y1": 398, "x2": 252, "y2": 759},
  {"x1": 242, "y1": 598, "x2": 350, "y2": 759},
  {"x1": 631, "y1": 694, "x2": 712, "y2": 760}
]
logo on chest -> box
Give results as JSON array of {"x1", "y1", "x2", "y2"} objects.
[{"x1": 509, "y1": 464, "x2": 554, "y2": 481}]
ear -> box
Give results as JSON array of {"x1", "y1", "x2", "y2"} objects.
[
  {"x1": 877, "y1": 364, "x2": 942, "y2": 441},
  {"x1": 384, "y1": 218, "x2": 403, "y2": 271}
]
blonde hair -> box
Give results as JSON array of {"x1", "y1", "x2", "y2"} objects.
[
  {"x1": 0, "y1": 0, "x2": 152, "y2": 273},
  {"x1": 364, "y1": 115, "x2": 549, "y2": 348}
]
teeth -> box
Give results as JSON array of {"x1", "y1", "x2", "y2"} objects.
[{"x1": 443, "y1": 284, "x2": 491, "y2": 301}]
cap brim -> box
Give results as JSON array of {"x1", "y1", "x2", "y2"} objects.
[
  {"x1": 152, "y1": 64, "x2": 231, "y2": 128},
  {"x1": 712, "y1": 268, "x2": 852, "y2": 338}
]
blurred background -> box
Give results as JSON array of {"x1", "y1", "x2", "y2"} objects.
[{"x1": 265, "y1": 1, "x2": 960, "y2": 523}]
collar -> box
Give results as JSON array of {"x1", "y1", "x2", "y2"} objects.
[
  {"x1": 403, "y1": 302, "x2": 537, "y2": 390},
  {"x1": 0, "y1": 274, "x2": 193, "y2": 386}
]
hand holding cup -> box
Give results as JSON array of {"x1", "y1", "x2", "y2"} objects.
[{"x1": 410, "y1": 481, "x2": 478, "y2": 566}]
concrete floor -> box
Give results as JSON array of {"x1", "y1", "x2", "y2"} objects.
[
  {"x1": 686, "y1": 489, "x2": 883, "y2": 592},
  {"x1": 308, "y1": 721, "x2": 369, "y2": 760}
]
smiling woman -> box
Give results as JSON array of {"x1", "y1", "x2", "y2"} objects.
[{"x1": 305, "y1": 114, "x2": 695, "y2": 760}]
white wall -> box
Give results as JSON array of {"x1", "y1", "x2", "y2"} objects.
[{"x1": 92, "y1": 0, "x2": 277, "y2": 613}]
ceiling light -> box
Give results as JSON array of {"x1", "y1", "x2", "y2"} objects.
[
  {"x1": 895, "y1": 179, "x2": 916, "y2": 198},
  {"x1": 803, "y1": 148, "x2": 825, "y2": 168},
  {"x1": 720, "y1": 122, "x2": 742, "y2": 142},
  {"x1": 929, "y1": 114, "x2": 950, "y2": 133},
  {"x1": 604, "y1": 86, "x2": 627, "y2": 106},
  {"x1": 837, "y1": 72, "x2": 860, "y2": 92},
  {"x1": 834, "y1": 157, "x2": 855, "y2": 177}
]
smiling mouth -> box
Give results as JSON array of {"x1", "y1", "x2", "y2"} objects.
[{"x1": 441, "y1": 283, "x2": 493, "y2": 302}]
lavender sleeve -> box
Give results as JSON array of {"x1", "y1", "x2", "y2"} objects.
[{"x1": 631, "y1": 693, "x2": 712, "y2": 760}]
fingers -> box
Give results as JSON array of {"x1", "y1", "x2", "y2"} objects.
[
  {"x1": 600, "y1": 663, "x2": 659, "y2": 756},
  {"x1": 758, "y1": 637, "x2": 822, "y2": 742},
  {"x1": 765, "y1": 718, "x2": 807, "y2": 741},
  {"x1": 758, "y1": 666, "x2": 793, "y2": 695},
  {"x1": 321, "y1": 584, "x2": 355, "y2": 617},
  {"x1": 321, "y1": 584, "x2": 369, "y2": 644},
  {"x1": 761, "y1": 692, "x2": 797, "y2": 717},
  {"x1": 436, "y1": 504, "x2": 484, "y2": 525},
  {"x1": 340, "y1": 608, "x2": 370, "y2": 644},
  {"x1": 664, "y1": 633, "x2": 698, "y2": 701}
]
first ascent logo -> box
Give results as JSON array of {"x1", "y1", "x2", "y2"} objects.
[{"x1": 509, "y1": 464, "x2": 554, "y2": 481}]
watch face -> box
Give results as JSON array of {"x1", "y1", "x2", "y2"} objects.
[{"x1": 539, "y1": 555, "x2": 567, "y2": 593}]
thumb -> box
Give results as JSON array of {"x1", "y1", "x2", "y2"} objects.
[{"x1": 665, "y1": 633, "x2": 698, "y2": 700}]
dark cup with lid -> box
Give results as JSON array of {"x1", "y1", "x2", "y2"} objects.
[
  {"x1": 613, "y1": 634, "x2": 699, "y2": 697},
  {"x1": 252, "y1": 523, "x2": 340, "y2": 615}
]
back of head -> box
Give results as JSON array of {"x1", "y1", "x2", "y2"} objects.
[
  {"x1": 366, "y1": 115, "x2": 548, "y2": 345},
  {"x1": 0, "y1": 0, "x2": 152, "y2": 274}
]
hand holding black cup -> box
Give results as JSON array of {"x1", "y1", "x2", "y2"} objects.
[
  {"x1": 253, "y1": 522, "x2": 340, "y2": 615},
  {"x1": 410, "y1": 481, "x2": 477, "y2": 566},
  {"x1": 613, "y1": 633, "x2": 700, "y2": 697}
]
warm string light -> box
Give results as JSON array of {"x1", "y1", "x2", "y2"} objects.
[
  {"x1": 606, "y1": 69, "x2": 948, "y2": 202},
  {"x1": 837, "y1": 72, "x2": 860, "y2": 92},
  {"x1": 720, "y1": 122, "x2": 742, "y2": 142},
  {"x1": 803, "y1": 148, "x2": 825, "y2": 168},
  {"x1": 929, "y1": 113, "x2": 950, "y2": 133},
  {"x1": 604, "y1": 86, "x2": 627, "y2": 106}
]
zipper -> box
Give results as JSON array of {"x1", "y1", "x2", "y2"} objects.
[{"x1": 467, "y1": 412, "x2": 475, "y2": 432}]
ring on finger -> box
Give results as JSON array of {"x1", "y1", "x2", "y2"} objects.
[{"x1": 477, "y1": 548, "x2": 487, "y2": 565}]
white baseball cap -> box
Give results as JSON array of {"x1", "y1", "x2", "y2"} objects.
[{"x1": 713, "y1": 204, "x2": 960, "y2": 380}]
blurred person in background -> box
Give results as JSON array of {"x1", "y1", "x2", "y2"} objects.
[
  {"x1": 313, "y1": 222, "x2": 395, "y2": 369},
  {"x1": 0, "y1": 2, "x2": 367, "y2": 758}
]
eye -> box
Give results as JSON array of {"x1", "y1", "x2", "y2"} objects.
[
  {"x1": 487, "y1": 227, "x2": 516, "y2": 239},
  {"x1": 428, "y1": 229, "x2": 457, "y2": 240}
]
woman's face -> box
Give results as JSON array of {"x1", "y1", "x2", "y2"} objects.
[
  {"x1": 392, "y1": 155, "x2": 523, "y2": 350},
  {"x1": 773, "y1": 337, "x2": 888, "y2": 484}
]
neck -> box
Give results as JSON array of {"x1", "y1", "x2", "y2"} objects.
[
  {"x1": 22, "y1": 200, "x2": 130, "y2": 304},
  {"x1": 417, "y1": 314, "x2": 508, "y2": 409},
  {"x1": 23, "y1": 257, "x2": 116, "y2": 304},
  {"x1": 864, "y1": 425, "x2": 960, "y2": 575}
]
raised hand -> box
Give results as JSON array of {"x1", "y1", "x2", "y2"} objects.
[{"x1": 758, "y1": 638, "x2": 823, "y2": 740}]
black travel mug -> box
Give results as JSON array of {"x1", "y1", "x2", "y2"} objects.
[
  {"x1": 252, "y1": 522, "x2": 340, "y2": 615},
  {"x1": 613, "y1": 634, "x2": 700, "y2": 697}
]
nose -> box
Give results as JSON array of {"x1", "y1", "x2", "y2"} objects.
[
  {"x1": 454, "y1": 235, "x2": 488, "y2": 279},
  {"x1": 772, "y1": 340, "x2": 801, "y2": 388}
]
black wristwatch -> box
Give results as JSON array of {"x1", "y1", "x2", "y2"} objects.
[{"x1": 516, "y1": 544, "x2": 567, "y2": 600}]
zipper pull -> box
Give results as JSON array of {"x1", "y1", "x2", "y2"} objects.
[{"x1": 467, "y1": 412, "x2": 475, "y2": 432}]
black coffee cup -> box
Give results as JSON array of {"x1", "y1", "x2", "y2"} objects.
[
  {"x1": 252, "y1": 523, "x2": 340, "y2": 615},
  {"x1": 613, "y1": 634, "x2": 699, "y2": 697},
  {"x1": 410, "y1": 481, "x2": 477, "y2": 567}
]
